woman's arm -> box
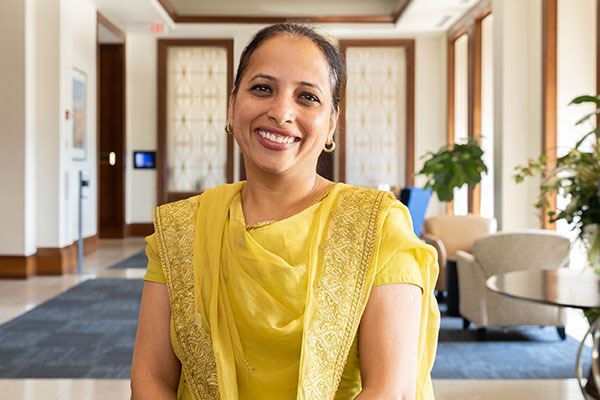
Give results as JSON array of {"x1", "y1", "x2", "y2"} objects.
[
  {"x1": 355, "y1": 283, "x2": 422, "y2": 400},
  {"x1": 131, "y1": 281, "x2": 181, "y2": 399}
]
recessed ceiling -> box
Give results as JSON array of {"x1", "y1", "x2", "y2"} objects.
[
  {"x1": 88, "y1": 0, "x2": 483, "y2": 34},
  {"x1": 169, "y1": 0, "x2": 399, "y2": 17}
]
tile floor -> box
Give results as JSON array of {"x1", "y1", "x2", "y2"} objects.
[{"x1": 0, "y1": 238, "x2": 591, "y2": 400}]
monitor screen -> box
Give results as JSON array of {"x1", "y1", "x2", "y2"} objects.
[{"x1": 133, "y1": 151, "x2": 156, "y2": 169}]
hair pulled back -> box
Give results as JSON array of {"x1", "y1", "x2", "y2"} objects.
[{"x1": 232, "y1": 23, "x2": 346, "y2": 113}]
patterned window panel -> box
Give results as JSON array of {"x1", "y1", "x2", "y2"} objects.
[
  {"x1": 166, "y1": 47, "x2": 228, "y2": 192},
  {"x1": 345, "y1": 46, "x2": 407, "y2": 189}
]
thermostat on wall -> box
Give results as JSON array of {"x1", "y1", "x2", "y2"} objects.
[{"x1": 133, "y1": 151, "x2": 156, "y2": 169}]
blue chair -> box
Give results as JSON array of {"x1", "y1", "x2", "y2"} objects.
[{"x1": 399, "y1": 187, "x2": 432, "y2": 238}]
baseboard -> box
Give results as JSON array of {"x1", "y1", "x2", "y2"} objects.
[
  {"x1": 37, "y1": 234, "x2": 99, "y2": 276},
  {"x1": 0, "y1": 255, "x2": 36, "y2": 279},
  {"x1": 83, "y1": 234, "x2": 99, "y2": 255},
  {"x1": 127, "y1": 223, "x2": 154, "y2": 237},
  {"x1": 37, "y1": 244, "x2": 77, "y2": 275}
]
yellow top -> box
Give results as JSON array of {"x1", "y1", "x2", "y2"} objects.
[{"x1": 145, "y1": 182, "x2": 439, "y2": 399}]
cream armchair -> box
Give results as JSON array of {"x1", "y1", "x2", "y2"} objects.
[
  {"x1": 421, "y1": 214, "x2": 497, "y2": 294},
  {"x1": 456, "y1": 230, "x2": 570, "y2": 340}
]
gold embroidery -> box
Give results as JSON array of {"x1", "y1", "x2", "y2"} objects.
[
  {"x1": 300, "y1": 187, "x2": 389, "y2": 400},
  {"x1": 154, "y1": 197, "x2": 220, "y2": 400}
]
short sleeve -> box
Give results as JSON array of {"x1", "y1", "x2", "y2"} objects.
[
  {"x1": 373, "y1": 204, "x2": 425, "y2": 290},
  {"x1": 143, "y1": 233, "x2": 166, "y2": 284}
]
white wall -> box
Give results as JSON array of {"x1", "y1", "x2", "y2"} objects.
[
  {"x1": 36, "y1": 0, "x2": 62, "y2": 248},
  {"x1": 557, "y1": 0, "x2": 597, "y2": 158},
  {"x1": 492, "y1": 0, "x2": 543, "y2": 230},
  {"x1": 36, "y1": 0, "x2": 98, "y2": 248},
  {"x1": 414, "y1": 34, "x2": 447, "y2": 218},
  {"x1": 68, "y1": 0, "x2": 97, "y2": 242},
  {"x1": 24, "y1": 0, "x2": 37, "y2": 255},
  {"x1": 480, "y1": 14, "x2": 494, "y2": 220},
  {"x1": 125, "y1": 26, "x2": 450, "y2": 222},
  {"x1": 556, "y1": 0, "x2": 597, "y2": 264},
  {"x1": 126, "y1": 34, "x2": 157, "y2": 223},
  {"x1": 0, "y1": 0, "x2": 36, "y2": 256}
]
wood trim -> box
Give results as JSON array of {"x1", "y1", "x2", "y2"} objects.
[
  {"x1": 37, "y1": 245, "x2": 77, "y2": 275},
  {"x1": 446, "y1": 39, "x2": 455, "y2": 215},
  {"x1": 448, "y1": 0, "x2": 492, "y2": 42},
  {"x1": 127, "y1": 223, "x2": 155, "y2": 237},
  {"x1": 83, "y1": 234, "x2": 99, "y2": 255},
  {"x1": 406, "y1": 41, "x2": 416, "y2": 187},
  {"x1": 97, "y1": 12, "x2": 125, "y2": 42},
  {"x1": 157, "y1": 0, "x2": 412, "y2": 24},
  {"x1": 338, "y1": 70, "x2": 347, "y2": 182},
  {"x1": 0, "y1": 255, "x2": 36, "y2": 279},
  {"x1": 542, "y1": 0, "x2": 557, "y2": 230},
  {"x1": 338, "y1": 39, "x2": 415, "y2": 186},
  {"x1": 467, "y1": 19, "x2": 482, "y2": 215},
  {"x1": 157, "y1": 40, "x2": 167, "y2": 205},
  {"x1": 156, "y1": 0, "x2": 178, "y2": 21},
  {"x1": 96, "y1": 16, "x2": 100, "y2": 240},
  {"x1": 447, "y1": 2, "x2": 491, "y2": 216},
  {"x1": 157, "y1": 39, "x2": 234, "y2": 206},
  {"x1": 36, "y1": 235, "x2": 99, "y2": 276},
  {"x1": 391, "y1": 0, "x2": 413, "y2": 23},
  {"x1": 225, "y1": 40, "x2": 234, "y2": 184}
]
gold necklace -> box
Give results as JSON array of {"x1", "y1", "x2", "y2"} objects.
[{"x1": 245, "y1": 187, "x2": 332, "y2": 230}]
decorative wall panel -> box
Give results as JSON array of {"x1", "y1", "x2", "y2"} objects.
[
  {"x1": 345, "y1": 47, "x2": 406, "y2": 189},
  {"x1": 166, "y1": 47, "x2": 228, "y2": 192}
]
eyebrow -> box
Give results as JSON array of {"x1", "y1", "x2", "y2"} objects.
[{"x1": 249, "y1": 74, "x2": 323, "y2": 93}]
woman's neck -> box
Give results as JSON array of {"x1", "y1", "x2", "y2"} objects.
[{"x1": 241, "y1": 169, "x2": 332, "y2": 226}]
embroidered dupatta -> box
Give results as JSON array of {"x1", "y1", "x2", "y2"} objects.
[{"x1": 153, "y1": 182, "x2": 395, "y2": 400}]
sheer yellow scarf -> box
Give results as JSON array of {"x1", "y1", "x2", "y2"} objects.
[{"x1": 153, "y1": 182, "x2": 412, "y2": 400}]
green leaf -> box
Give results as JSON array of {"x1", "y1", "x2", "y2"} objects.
[{"x1": 570, "y1": 95, "x2": 600, "y2": 105}]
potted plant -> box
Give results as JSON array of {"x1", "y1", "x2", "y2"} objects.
[
  {"x1": 416, "y1": 137, "x2": 488, "y2": 202},
  {"x1": 514, "y1": 94, "x2": 600, "y2": 399},
  {"x1": 514, "y1": 95, "x2": 600, "y2": 271}
]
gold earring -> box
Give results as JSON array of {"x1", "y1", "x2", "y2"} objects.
[
  {"x1": 323, "y1": 140, "x2": 336, "y2": 153},
  {"x1": 225, "y1": 123, "x2": 234, "y2": 135}
]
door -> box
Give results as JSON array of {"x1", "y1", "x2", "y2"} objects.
[{"x1": 98, "y1": 43, "x2": 126, "y2": 238}]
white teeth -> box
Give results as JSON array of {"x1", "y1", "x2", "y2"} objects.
[{"x1": 257, "y1": 130, "x2": 295, "y2": 144}]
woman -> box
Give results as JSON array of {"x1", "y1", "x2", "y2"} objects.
[{"x1": 131, "y1": 23, "x2": 439, "y2": 400}]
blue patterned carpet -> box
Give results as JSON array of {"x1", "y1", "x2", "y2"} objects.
[
  {"x1": 432, "y1": 309, "x2": 592, "y2": 379},
  {"x1": 0, "y1": 278, "x2": 142, "y2": 378},
  {"x1": 0, "y1": 278, "x2": 592, "y2": 379},
  {"x1": 108, "y1": 250, "x2": 147, "y2": 269}
]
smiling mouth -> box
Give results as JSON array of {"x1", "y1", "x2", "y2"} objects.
[{"x1": 256, "y1": 129, "x2": 299, "y2": 144}]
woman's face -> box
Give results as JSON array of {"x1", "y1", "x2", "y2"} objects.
[{"x1": 229, "y1": 34, "x2": 337, "y2": 178}]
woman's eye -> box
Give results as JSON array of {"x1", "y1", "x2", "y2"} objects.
[
  {"x1": 250, "y1": 84, "x2": 272, "y2": 94},
  {"x1": 299, "y1": 93, "x2": 320, "y2": 103}
]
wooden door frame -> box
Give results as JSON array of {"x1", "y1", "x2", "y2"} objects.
[
  {"x1": 338, "y1": 39, "x2": 416, "y2": 186},
  {"x1": 96, "y1": 12, "x2": 126, "y2": 238},
  {"x1": 446, "y1": 0, "x2": 492, "y2": 215},
  {"x1": 157, "y1": 39, "x2": 234, "y2": 205}
]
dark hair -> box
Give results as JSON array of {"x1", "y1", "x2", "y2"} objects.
[{"x1": 231, "y1": 23, "x2": 346, "y2": 113}]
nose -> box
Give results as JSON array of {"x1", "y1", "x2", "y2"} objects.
[{"x1": 267, "y1": 93, "x2": 296, "y2": 126}]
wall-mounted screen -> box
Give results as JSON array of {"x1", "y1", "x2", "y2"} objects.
[{"x1": 133, "y1": 151, "x2": 156, "y2": 169}]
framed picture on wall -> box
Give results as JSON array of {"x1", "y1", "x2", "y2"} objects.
[{"x1": 72, "y1": 68, "x2": 86, "y2": 160}]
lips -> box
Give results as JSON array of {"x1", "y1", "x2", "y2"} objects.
[{"x1": 254, "y1": 126, "x2": 300, "y2": 149}]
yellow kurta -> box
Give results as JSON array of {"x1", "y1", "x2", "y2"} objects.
[{"x1": 144, "y1": 182, "x2": 439, "y2": 399}]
